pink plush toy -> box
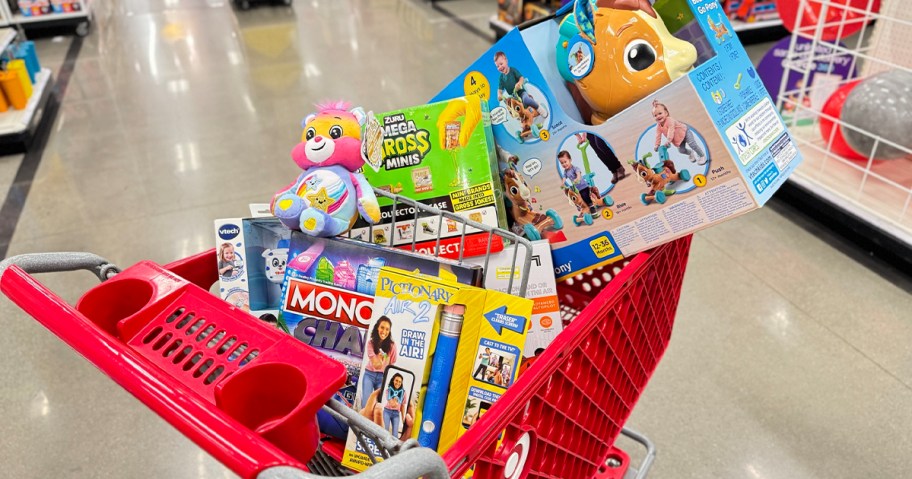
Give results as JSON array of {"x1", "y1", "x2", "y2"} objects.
[{"x1": 271, "y1": 102, "x2": 382, "y2": 237}]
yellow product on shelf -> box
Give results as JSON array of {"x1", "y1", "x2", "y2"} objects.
[
  {"x1": 0, "y1": 71, "x2": 27, "y2": 110},
  {"x1": 8, "y1": 60, "x2": 33, "y2": 98}
]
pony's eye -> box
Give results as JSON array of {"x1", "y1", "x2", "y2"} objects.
[
  {"x1": 329, "y1": 125, "x2": 343, "y2": 139},
  {"x1": 639, "y1": 170, "x2": 648, "y2": 177},
  {"x1": 510, "y1": 186, "x2": 519, "y2": 195},
  {"x1": 624, "y1": 40, "x2": 656, "y2": 73},
  {"x1": 305, "y1": 128, "x2": 316, "y2": 140}
]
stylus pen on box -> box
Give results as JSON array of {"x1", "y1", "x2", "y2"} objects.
[{"x1": 417, "y1": 304, "x2": 465, "y2": 449}]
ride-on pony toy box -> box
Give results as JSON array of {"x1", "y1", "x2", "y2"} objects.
[{"x1": 433, "y1": 0, "x2": 803, "y2": 280}]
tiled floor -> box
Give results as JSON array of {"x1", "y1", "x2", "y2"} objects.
[{"x1": 0, "y1": 1, "x2": 910, "y2": 478}]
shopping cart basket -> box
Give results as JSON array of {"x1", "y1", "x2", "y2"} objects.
[{"x1": 1, "y1": 191, "x2": 691, "y2": 479}]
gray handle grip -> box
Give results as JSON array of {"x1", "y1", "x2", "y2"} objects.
[{"x1": 0, "y1": 252, "x2": 120, "y2": 282}]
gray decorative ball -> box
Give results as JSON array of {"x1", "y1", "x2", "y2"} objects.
[{"x1": 841, "y1": 69, "x2": 912, "y2": 160}]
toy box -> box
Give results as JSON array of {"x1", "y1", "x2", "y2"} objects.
[
  {"x1": 214, "y1": 217, "x2": 290, "y2": 325},
  {"x1": 433, "y1": 0, "x2": 803, "y2": 280},
  {"x1": 353, "y1": 96, "x2": 509, "y2": 259},
  {"x1": 341, "y1": 267, "x2": 532, "y2": 470},
  {"x1": 436, "y1": 279, "x2": 532, "y2": 454},
  {"x1": 466, "y1": 239, "x2": 561, "y2": 370},
  {"x1": 279, "y1": 232, "x2": 484, "y2": 411}
]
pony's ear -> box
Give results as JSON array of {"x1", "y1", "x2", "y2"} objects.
[
  {"x1": 350, "y1": 107, "x2": 367, "y2": 126},
  {"x1": 302, "y1": 113, "x2": 317, "y2": 127}
]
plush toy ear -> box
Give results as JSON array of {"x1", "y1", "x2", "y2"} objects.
[
  {"x1": 302, "y1": 113, "x2": 317, "y2": 127},
  {"x1": 350, "y1": 107, "x2": 367, "y2": 126}
]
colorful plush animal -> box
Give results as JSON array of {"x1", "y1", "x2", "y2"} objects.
[
  {"x1": 557, "y1": 0, "x2": 698, "y2": 124},
  {"x1": 502, "y1": 168, "x2": 563, "y2": 240},
  {"x1": 629, "y1": 155, "x2": 691, "y2": 205},
  {"x1": 503, "y1": 95, "x2": 541, "y2": 142},
  {"x1": 271, "y1": 102, "x2": 382, "y2": 237}
]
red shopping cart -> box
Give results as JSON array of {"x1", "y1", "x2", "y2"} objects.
[{"x1": 0, "y1": 190, "x2": 691, "y2": 479}]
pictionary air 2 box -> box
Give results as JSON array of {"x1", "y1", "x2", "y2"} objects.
[
  {"x1": 278, "y1": 232, "x2": 483, "y2": 426},
  {"x1": 353, "y1": 96, "x2": 510, "y2": 259},
  {"x1": 214, "y1": 217, "x2": 290, "y2": 325},
  {"x1": 433, "y1": 0, "x2": 803, "y2": 280},
  {"x1": 341, "y1": 266, "x2": 531, "y2": 469}
]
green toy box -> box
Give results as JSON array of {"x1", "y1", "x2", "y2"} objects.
[{"x1": 351, "y1": 96, "x2": 510, "y2": 259}]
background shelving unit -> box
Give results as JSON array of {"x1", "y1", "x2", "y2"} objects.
[
  {"x1": 0, "y1": 26, "x2": 55, "y2": 154},
  {"x1": 775, "y1": 0, "x2": 912, "y2": 272},
  {"x1": 0, "y1": 1, "x2": 91, "y2": 37},
  {"x1": 488, "y1": 4, "x2": 786, "y2": 43}
]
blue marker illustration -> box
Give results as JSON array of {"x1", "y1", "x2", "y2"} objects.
[{"x1": 417, "y1": 304, "x2": 465, "y2": 449}]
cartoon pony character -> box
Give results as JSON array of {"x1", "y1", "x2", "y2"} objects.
[
  {"x1": 503, "y1": 95, "x2": 542, "y2": 143},
  {"x1": 502, "y1": 168, "x2": 563, "y2": 240},
  {"x1": 557, "y1": 0, "x2": 698, "y2": 124},
  {"x1": 271, "y1": 102, "x2": 382, "y2": 237},
  {"x1": 707, "y1": 14, "x2": 732, "y2": 44},
  {"x1": 563, "y1": 186, "x2": 595, "y2": 226},
  {"x1": 629, "y1": 153, "x2": 691, "y2": 205}
]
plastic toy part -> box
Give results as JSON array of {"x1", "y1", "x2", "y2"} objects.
[
  {"x1": 442, "y1": 236, "x2": 692, "y2": 478},
  {"x1": 557, "y1": 1, "x2": 697, "y2": 124},
  {"x1": 1, "y1": 251, "x2": 346, "y2": 478},
  {"x1": 819, "y1": 79, "x2": 867, "y2": 161},
  {"x1": 777, "y1": 0, "x2": 881, "y2": 41},
  {"x1": 840, "y1": 70, "x2": 912, "y2": 160}
]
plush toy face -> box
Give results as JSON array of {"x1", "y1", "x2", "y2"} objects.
[{"x1": 293, "y1": 106, "x2": 367, "y2": 171}]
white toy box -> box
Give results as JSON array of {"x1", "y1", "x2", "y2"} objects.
[{"x1": 214, "y1": 217, "x2": 291, "y2": 323}]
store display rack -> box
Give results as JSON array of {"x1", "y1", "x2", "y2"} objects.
[
  {"x1": 775, "y1": 0, "x2": 912, "y2": 272},
  {"x1": 489, "y1": 13, "x2": 786, "y2": 43},
  {"x1": 0, "y1": 27, "x2": 55, "y2": 155},
  {"x1": 0, "y1": 1, "x2": 91, "y2": 37}
]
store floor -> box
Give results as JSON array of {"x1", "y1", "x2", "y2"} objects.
[{"x1": 1, "y1": 1, "x2": 910, "y2": 478}]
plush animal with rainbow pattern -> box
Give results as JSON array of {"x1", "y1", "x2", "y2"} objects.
[{"x1": 271, "y1": 102, "x2": 381, "y2": 237}]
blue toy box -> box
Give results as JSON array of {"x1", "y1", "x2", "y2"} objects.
[
  {"x1": 433, "y1": 0, "x2": 803, "y2": 280},
  {"x1": 213, "y1": 217, "x2": 290, "y2": 325}
]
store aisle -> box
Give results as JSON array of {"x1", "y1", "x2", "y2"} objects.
[{"x1": 0, "y1": 1, "x2": 909, "y2": 478}]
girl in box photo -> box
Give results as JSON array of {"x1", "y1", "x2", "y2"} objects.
[
  {"x1": 362, "y1": 316, "x2": 397, "y2": 409},
  {"x1": 383, "y1": 373, "x2": 405, "y2": 435},
  {"x1": 652, "y1": 99, "x2": 707, "y2": 166}
]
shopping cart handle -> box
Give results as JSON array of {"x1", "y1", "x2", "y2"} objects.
[
  {"x1": 0, "y1": 252, "x2": 120, "y2": 282},
  {"x1": 257, "y1": 447, "x2": 449, "y2": 479}
]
